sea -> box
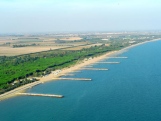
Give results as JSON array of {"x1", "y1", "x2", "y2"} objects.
[{"x1": 1, "y1": 40, "x2": 161, "y2": 121}]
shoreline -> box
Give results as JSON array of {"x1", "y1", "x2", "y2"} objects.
[{"x1": 0, "y1": 38, "x2": 161, "y2": 101}]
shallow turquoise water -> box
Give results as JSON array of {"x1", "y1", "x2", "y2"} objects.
[{"x1": 1, "y1": 40, "x2": 161, "y2": 121}]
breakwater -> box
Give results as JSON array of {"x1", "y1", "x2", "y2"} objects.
[
  {"x1": 53, "y1": 78, "x2": 92, "y2": 81},
  {"x1": 17, "y1": 93, "x2": 63, "y2": 98}
]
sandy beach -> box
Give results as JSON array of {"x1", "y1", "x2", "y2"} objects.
[
  {"x1": 0, "y1": 38, "x2": 161, "y2": 101},
  {"x1": 39, "y1": 51, "x2": 117, "y2": 82}
]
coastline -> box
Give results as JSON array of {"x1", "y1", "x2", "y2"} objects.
[
  {"x1": 39, "y1": 51, "x2": 117, "y2": 82},
  {"x1": 0, "y1": 38, "x2": 161, "y2": 101}
]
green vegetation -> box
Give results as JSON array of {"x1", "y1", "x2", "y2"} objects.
[{"x1": 0, "y1": 44, "x2": 127, "y2": 94}]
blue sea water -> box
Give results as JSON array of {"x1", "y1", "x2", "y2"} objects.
[{"x1": 1, "y1": 40, "x2": 161, "y2": 121}]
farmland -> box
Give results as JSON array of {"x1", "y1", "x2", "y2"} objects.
[{"x1": 0, "y1": 36, "x2": 86, "y2": 56}]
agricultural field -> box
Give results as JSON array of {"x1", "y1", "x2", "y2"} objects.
[
  {"x1": 1, "y1": 32, "x2": 161, "y2": 56},
  {"x1": 59, "y1": 37, "x2": 82, "y2": 41},
  {"x1": 0, "y1": 36, "x2": 87, "y2": 56},
  {"x1": 0, "y1": 46, "x2": 68, "y2": 56}
]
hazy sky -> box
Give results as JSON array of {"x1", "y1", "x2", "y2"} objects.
[{"x1": 0, "y1": 0, "x2": 161, "y2": 33}]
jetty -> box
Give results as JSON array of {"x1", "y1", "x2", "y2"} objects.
[
  {"x1": 107, "y1": 57, "x2": 128, "y2": 59},
  {"x1": 17, "y1": 93, "x2": 63, "y2": 98},
  {"x1": 71, "y1": 71, "x2": 81, "y2": 73},
  {"x1": 62, "y1": 74, "x2": 74, "y2": 76},
  {"x1": 96, "y1": 62, "x2": 120, "y2": 64},
  {"x1": 53, "y1": 78, "x2": 92, "y2": 81},
  {"x1": 82, "y1": 68, "x2": 108, "y2": 71},
  {"x1": 85, "y1": 65, "x2": 93, "y2": 68},
  {"x1": 0, "y1": 81, "x2": 44, "y2": 101}
]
